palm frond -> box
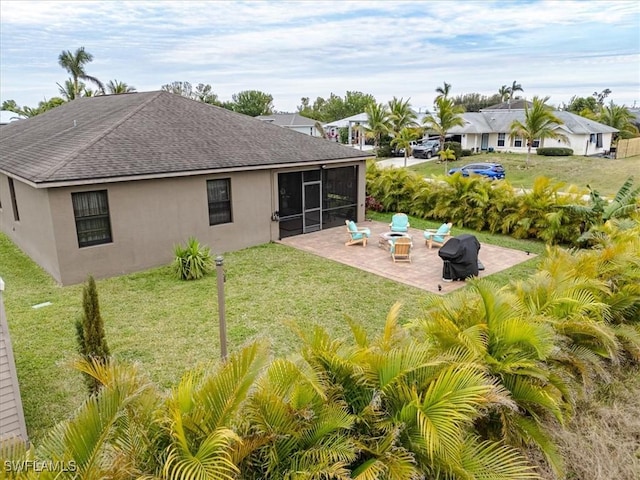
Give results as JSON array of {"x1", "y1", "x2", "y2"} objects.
[
  {"x1": 459, "y1": 436, "x2": 542, "y2": 480},
  {"x1": 163, "y1": 427, "x2": 239, "y2": 480}
]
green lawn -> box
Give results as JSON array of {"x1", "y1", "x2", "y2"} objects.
[
  {"x1": 0, "y1": 224, "x2": 542, "y2": 443},
  {"x1": 404, "y1": 153, "x2": 640, "y2": 197}
]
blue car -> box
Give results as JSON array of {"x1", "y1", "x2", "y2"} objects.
[{"x1": 448, "y1": 162, "x2": 506, "y2": 179}]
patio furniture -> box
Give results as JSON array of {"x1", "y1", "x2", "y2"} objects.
[
  {"x1": 424, "y1": 222, "x2": 453, "y2": 249},
  {"x1": 378, "y1": 231, "x2": 412, "y2": 250},
  {"x1": 389, "y1": 213, "x2": 410, "y2": 233},
  {"x1": 345, "y1": 220, "x2": 371, "y2": 247},
  {"x1": 390, "y1": 237, "x2": 412, "y2": 263}
]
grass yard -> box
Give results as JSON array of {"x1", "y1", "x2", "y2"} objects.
[
  {"x1": 0, "y1": 225, "x2": 542, "y2": 444},
  {"x1": 406, "y1": 153, "x2": 640, "y2": 196}
]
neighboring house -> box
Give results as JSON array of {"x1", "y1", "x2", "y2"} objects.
[
  {"x1": 447, "y1": 103, "x2": 618, "y2": 155},
  {"x1": 0, "y1": 277, "x2": 28, "y2": 445},
  {"x1": 0, "y1": 91, "x2": 371, "y2": 285},
  {"x1": 256, "y1": 113, "x2": 321, "y2": 137},
  {"x1": 325, "y1": 111, "x2": 428, "y2": 147}
]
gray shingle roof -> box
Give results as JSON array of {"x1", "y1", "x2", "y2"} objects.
[
  {"x1": 449, "y1": 110, "x2": 618, "y2": 135},
  {"x1": 0, "y1": 91, "x2": 370, "y2": 186}
]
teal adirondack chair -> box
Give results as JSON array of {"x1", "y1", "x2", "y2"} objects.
[
  {"x1": 424, "y1": 222, "x2": 452, "y2": 249},
  {"x1": 345, "y1": 220, "x2": 371, "y2": 247},
  {"x1": 389, "y1": 213, "x2": 410, "y2": 233}
]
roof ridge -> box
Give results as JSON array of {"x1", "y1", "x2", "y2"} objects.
[{"x1": 37, "y1": 92, "x2": 163, "y2": 181}]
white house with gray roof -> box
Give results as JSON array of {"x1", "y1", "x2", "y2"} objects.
[
  {"x1": 0, "y1": 91, "x2": 371, "y2": 285},
  {"x1": 447, "y1": 105, "x2": 618, "y2": 155}
]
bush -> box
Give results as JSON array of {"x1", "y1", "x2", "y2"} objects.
[
  {"x1": 173, "y1": 237, "x2": 213, "y2": 280},
  {"x1": 376, "y1": 145, "x2": 392, "y2": 158},
  {"x1": 536, "y1": 147, "x2": 574, "y2": 156},
  {"x1": 365, "y1": 195, "x2": 383, "y2": 213},
  {"x1": 75, "y1": 275, "x2": 110, "y2": 395},
  {"x1": 461, "y1": 149, "x2": 474, "y2": 157},
  {"x1": 443, "y1": 141, "x2": 462, "y2": 159}
]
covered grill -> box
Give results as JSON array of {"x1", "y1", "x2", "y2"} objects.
[{"x1": 438, "y1": 234, "x2": 481, "y2": 281}]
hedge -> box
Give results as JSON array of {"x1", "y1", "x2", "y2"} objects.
[{"x1": 536, "y1": 147, "x2": 574, "y2": 156}]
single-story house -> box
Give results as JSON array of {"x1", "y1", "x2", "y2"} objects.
[
  {"x1": 447, "y1": 101, "x2": 618, "y2": 155},
  {"x1": 325, "y1": 111, "x2": 428, "y2": 147},
  {"x1": 0, "y1": 91, "x2": 371, "y2": 285},
  {"x1": 0, "y1": 277, "x2": 28, "y2": 445},
  {"x1": 256, "y1": 113, "x2": 321, "y2": 137}
]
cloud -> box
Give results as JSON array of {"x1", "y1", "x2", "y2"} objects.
[{"x1": 1, "y1": 0, "x2": 639, "y2": 122}]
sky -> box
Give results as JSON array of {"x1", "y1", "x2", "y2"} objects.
[{"x1": 1, "y1": 0, "x2": 639, "y2": 123}]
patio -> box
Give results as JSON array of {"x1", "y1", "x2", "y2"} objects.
[{"x1": 278, "y1": 221, "x2": 535, "y2": 295}]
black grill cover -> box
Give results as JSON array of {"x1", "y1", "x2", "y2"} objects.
[{"x1": 438, "y1": 234, "x2": 481, "y2": 280}]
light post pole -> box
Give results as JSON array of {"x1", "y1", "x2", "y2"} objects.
[{"x1": 215, "y1": 255, "x2": 227, "y2": 360}]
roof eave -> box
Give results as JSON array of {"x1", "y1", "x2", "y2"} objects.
[{"x1": 14, "y1": 156, "x2": 372, "y2": 189}]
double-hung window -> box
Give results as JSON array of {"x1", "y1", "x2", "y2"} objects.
[
  {"x1": 532, "y1": 138, "x2": 541, "y2": 148},
  {"x1": 514, "y1": 136, "x2": 523, "y2": 147},
  {"x1": 497, "y1": 133, "x2": 505, "y2": 147},
  {"x1": 72, "y1": 190, "x2": 112, "y2": 247},
  {"x1": 207, "y1": 179, "x2": 232, "y2": 225}
]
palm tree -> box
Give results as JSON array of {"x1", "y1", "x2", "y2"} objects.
[
  {"x1": 57, "y1": 78, "x2": 85, "y2": 101},
  {"x1": 437, "y1": 146, "x2": 456, "y2": 173},
  {"x1": 391, "y1": 127, "x2": 420, "y2": 167},
  {"x1": 509, "y1": 96, "x2": 568, "y2": 168},
  {"x1": 498, "y1": 85, "x2": 510, "y2": 102},
  {"x1": 105, "y1": 79, "x2": 136, "y2": 94},
  {"x1": 561, "y1": 176, "x2": 640, "y2": 243},
  {"x1": 387, "y1": 96, "x2": 418, "y2": 137},
  {"x1": 435, "y1": 81, "x2": 452, "y2": 100},
  {"x1": 58, "y1": 47, "x2": 104, "y2": 98},
  {"x1": 422, "y1": 96, "x2": 465, "y2": 162},
  {"x1": 1, "y1": 100, "x2": 42, "y2": 119},
  {"x1": 599, "y1": 101, "x2": 639, "y2": 139},
  {"x1": 363, "y1": 102, "x2": 390, "y2": 149},
  {"x1": 409, "y1": 281, "x2": 570, "y2": 477},
  {"x1": 290, "y1": 308, "x2": 539, "y2": 479},
  {"x1": 508, "y1": 80, "x2": 524, "y2": 106}
]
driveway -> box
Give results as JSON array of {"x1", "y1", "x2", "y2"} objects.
[
  {"x1": 278, "y1": 221, "x2": 535, "y2": 295},
  {"x1": 376, "y1": 156, "x2": 436, "y2": 168}
]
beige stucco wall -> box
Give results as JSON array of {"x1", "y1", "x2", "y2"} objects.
[
  {"x1": 3, "y1": 160, "x2": 366, "y2": 286},
  {"x1": 0, "y1": 173, "x2": 61, "y2": 280},
  {"x1": 48, "y1": 170, "x2": 274, "y2": 285}
]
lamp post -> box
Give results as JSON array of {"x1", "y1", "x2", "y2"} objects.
[{"x1": 215, "y1": 255, "x2": 227, "y2": 360}]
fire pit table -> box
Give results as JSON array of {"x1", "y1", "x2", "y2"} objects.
[{"x1": 378, "y1": 231, "x2": 412, "y2": 250}]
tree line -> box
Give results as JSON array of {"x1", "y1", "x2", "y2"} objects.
[{"x1": 2, "y1": 46, "x2": 638, "y2": 146}]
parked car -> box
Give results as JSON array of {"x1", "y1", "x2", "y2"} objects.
[
  {"x1": 392, "y1": 140, "x2": 421, "y2": 157},
  {"x1": 412, "y1": 139, "x2": 440, "y2": 159},
  {"x1": 448, "y1": 162, "x2": 506, "y2": 179}
]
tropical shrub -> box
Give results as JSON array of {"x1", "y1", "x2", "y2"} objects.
[
  {"x1": 365, "y1": 195, "x2": 383, "y2": 213},
  {"x1": 443, "y1": 140, "x2": 462, "y2": 159},
  {"x1": 461, "y1": 148, "x2": 474, "y2": 157},
  {"x1": 173, "y1": 237, "x2": 213, "y2": 280},
  {"x1": 536, "y1": 147, "x2": 574, "y2": 156},
  {"x1": 375, "y1": 144, "x2": 393, "y2": 158}
]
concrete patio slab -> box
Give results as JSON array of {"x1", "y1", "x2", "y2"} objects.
[{"x1": 278, "y1": 221, "x2": 535, "y2": 295}]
